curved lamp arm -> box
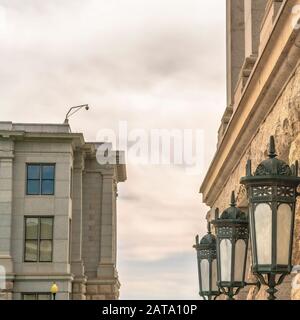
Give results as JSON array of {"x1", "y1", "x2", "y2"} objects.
[{"x1": 64, "y1": 104, "x2": 89, "y2": 124}]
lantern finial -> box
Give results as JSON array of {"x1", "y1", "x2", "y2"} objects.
[
  {"x1": 246, "y1": 159, "x2": 252, "y2": 177},
  {"x1": 268, "y1": 136, "x2": 277, "y2": 159},
  {"x1": 230, "y1": 191, "x2": 236, "y2": 207},
  {"x1": 207, "y1": 222, "x2": 211, "y2": 234}
]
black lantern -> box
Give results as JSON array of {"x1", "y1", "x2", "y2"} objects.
[
  {"x1": 212, "y1": 192, "x2": 249, "y2": 300},
  {"x1": 240, "y1": 136, "x2": 300, "y2": 300},
  {"x1": 194, "y1": 223, "x2": 219, "y2": 300}
]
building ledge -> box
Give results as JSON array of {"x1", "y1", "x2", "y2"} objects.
[{"x1": 200, "y1": 0, "x2": 300, "y2": 207}]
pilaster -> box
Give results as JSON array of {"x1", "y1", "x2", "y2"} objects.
[
  {"x1": 95, "y1": 168, "x2": 119, "y2": 300},
  {"x1": 0, "y1": 139, "x2": 14, "y2": 300},
  {"x1": 226, "y1": 0, "x2": 245, "y2": 107},
  {"x1": 71, "y1": 150, "x2": 87, "y2": 300},
  {"x1": 0, "y1": 140, "x2": 14, "y2": 273}
]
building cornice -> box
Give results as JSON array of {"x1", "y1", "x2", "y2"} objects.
[
  {"x1": 0, "y1": 124, "x2": 127, "y2": 182},
  {"x1": 200, "y1": 0, "x2": 300, "y2": 207}
]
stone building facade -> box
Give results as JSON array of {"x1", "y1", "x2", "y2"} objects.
[
  {"x1": 200, "y1": 0, "x2": 300, "y2": 300},
  {"x1": 0, "y1": 122, "x2": 126, "y2": 300}
]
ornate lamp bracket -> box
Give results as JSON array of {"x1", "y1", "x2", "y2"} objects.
[{"x1": 254, "y1": 273, "x2": 287, "y2": 300}]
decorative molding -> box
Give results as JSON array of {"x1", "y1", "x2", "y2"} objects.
[{"x1": 200, "y1": 1, "x2": 300, "y2": 207}]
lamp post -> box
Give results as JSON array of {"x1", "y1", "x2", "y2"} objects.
[
  {"x1": 241, "y1": 136, "x2": 300, "y2": 300},
  {"x1": 64, "y1": 104, "x2": 90, "y2": 124},
  {"x1": 194, "y1": 223, "x2": 220, "y2": 300},
  {"x1": 50, "y1": 282, "x2": 58, "y2": 301},
  {"x1": 212, "y1": 192, "x2": 249, "y2": 300}
]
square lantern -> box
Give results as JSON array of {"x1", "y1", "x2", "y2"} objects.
[
  {"x1": 240, "y1": 136, "x2": 300, "y2": 300},
  {"x1": 212, "y1": 192, "x2": 249, "y2": 300},
  {"x1": 194, "y1": 223, "x2": 219, "y2": 300}
]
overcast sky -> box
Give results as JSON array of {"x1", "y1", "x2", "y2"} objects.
[{"x1": 0, "y1": 0, "x2": 226, "y2": 299}]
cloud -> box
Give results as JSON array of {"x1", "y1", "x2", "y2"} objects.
[
  {"x1": 0, "y1": 0, "x2": 226, "y2": 299},
  {"x1": 119, "y1": 253, "x2": 199, "y2": 300}
]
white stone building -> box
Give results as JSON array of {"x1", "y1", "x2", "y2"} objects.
[{"x1": 0, "y1": 122, "x2": 126, "y2": 300}]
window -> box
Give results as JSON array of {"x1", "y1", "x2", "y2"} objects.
[
  {"x1": 24, "y1": 217, "x2": 54, "y2": 262},
  {"x1": 22, "y1": 293, "x2": 51, "y2": 300},
  {"x1": 27, "y1": 164, "x2": 55, "y2": 195}
]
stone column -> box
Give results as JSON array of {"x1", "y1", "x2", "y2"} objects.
[
  {"x1": 96, "y1": 170, "x2": 119, "y2": 300},
  {"x1": 0, "y1": 139, "x2": 14, "y2": 300},
  {"x1": 244, "y1": 0, "x2": 268, "y2": 58},
  {"x1": 259, "y1": 0, "x2": 284, "y2": 54},
  {"x1": 71, "y1": 150, "x2": 86, "y2": 300},
  {"x1": 226, "y1": 0, "x2": 245, "y2": 107}
]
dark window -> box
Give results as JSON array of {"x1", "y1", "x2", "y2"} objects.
[
  {"x1": 27, "y1": 164, "x2": 55, "y2": 195},
  {"x1": 24, "y1": 217, "x2": 54, "y2": 262},
  {"x1": 22, "y1": 293, "x2": 51, "y2": 300}
]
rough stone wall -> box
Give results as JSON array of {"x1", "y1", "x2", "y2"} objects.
[{"x1": 213, "y1": 65, "x2": 300, "y2": 300}]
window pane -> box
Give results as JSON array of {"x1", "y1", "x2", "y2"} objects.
[
  {"x1": 277, "y1": 204, "x2": 292, "y2": 265},
  {"x1": 23, "y1": 294, "x2": 36, "y2": 300},
  {"x1": 200, "y1": 259, "x2": 210, "y2": 292},
  {"x1": 26, "y1": 218, "x2": 38, "y2": 239},
  {"x1": 255, "y1": 203, "x2": 272, "y2": 265},
  {"x1": 27, "y1": 180, "x2": 40, "y2": 195},
  {"x1": 40, "y1": 218, "x2": 53, "y2": 239},
  {"x1": 25, "y1": 240, "x2": 38, "y2": 262},
  {"x1": 42, "y1": 165, "x2": 55, "y2": 180},
  {"x1": 220, "y1": 239, "x2": 232, "y2": 282},
  {"x1": 211, "y1": 259, "x2": 218, "y2": 291},
  {"x1": 38, "y1": 294, "x2": 51, "y2": 300},
  {"x1": 234, "y1": 240, "x2": 246, "y2": 282},
  {"x1": 27, "y1": 165, "x2": 40, "y2": 179},
  {"x1": 42, "y1": 180, "x2": 54, "y2": 195},
  {"x1": 39, "y1": 240, "x2": 53, "y2": 262}
]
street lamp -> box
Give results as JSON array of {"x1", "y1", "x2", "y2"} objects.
[
  {"x1": 241, "y1": 136, "x2": 300, "y2": 300},
  {"x1": 194, "y1": 223, "x2": 219, "y2": 300},
  {"x1": 64, "y1": 104, "x2": 90, "y2": 124},
  {"x1": 212, "y1": 192, "x2": 249, "y2": 300},
  {"x1": 50, "y1": 282, "x2": 58, "y2": 300}
]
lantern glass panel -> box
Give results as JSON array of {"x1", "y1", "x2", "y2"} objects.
[
  {"x1": 200, "y1": 259, "x2": 210, "y2": 292},
  {"x1": 277, "y1": 204, "x2": 292, "y2": 265},
  {"x1": 212, "y1": 259, "x2": 218, "y2": 291},
  {"x1": 220, "y1": 239, "x2": 232, "y2": 282},
  {"x1": 249, "y1": 208, "x2": 256, "y2": 261},
  {"x1": 255, "y1": 203, "x2": 272, "y2": 265},
  {"x1": 234, "y1": 240, "x2": 246, "y2": 282}
]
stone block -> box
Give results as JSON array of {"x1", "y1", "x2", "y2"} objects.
[
  {"x1": 92, "y1": 295, "x2": 106, "y2": 300},
  {"x1": 53, "y1": 240, "x2": 69, "y2": 263},
  {"x1": 72, "y1": 294, "x2": 86, "y2": 300},
  {"x1": 86, "y1": 285, "x2": 98, "y2": 295},
  {"x1": 98, "y1": 285, "x2": 112, "y2": 294},
  {"x1": 72, "y1": 283, "x2": 80, "y2": 293}
]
